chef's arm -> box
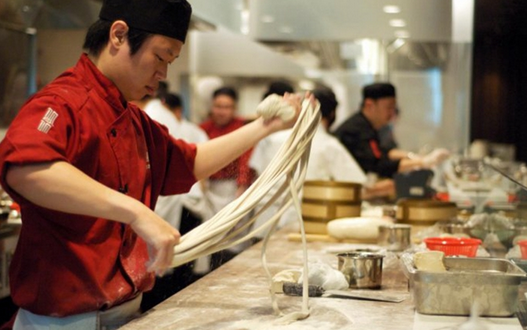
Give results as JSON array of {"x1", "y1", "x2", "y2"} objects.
[
  {"x1": 5, "y1": 161, "x2": 178, "y2": 275},
  {"x1": 397, "y1": 158, "x2": 429, "y2": 172},
  {"x1": 397, "y1": 148, "x2": 451, "y2": 172},
  {"x1": 388, "y1": 148, "x2": 411, "y2": 160},
  {"x1": 193, "y1": 93, "x2": 304, "y2": 180}
]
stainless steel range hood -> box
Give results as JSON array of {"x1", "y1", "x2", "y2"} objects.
[{"x1": 0, "y1": 0, "x2": 102, "y2": 127}]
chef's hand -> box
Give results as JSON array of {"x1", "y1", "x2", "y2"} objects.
[
  {"x1": 422, "y1": 148, "x2": 451, "y2": 168},
  {"x1": 258, "y1": 92, "x2": 315, "y2": 133},
  {"x1": 129, "y1": 210, "x2": 180, "y2": 276}
]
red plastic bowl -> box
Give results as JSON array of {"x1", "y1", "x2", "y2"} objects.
[
  {"x1": 423, "y1": 237, "x2": 482, "y2": 257},
  {"x1": 517, "y1": 240, "x2": 527, "y2": 259}
]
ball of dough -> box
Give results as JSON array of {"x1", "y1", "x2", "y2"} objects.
[
  {"x1": 257, "y1": 94, "x2": 296, "y2": 121},
  {"x1": 326, "y1": 217, "x2": 393, "y2": 240}
]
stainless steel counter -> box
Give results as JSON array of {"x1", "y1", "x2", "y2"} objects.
[{"x1": 119, "y1": 227, "x2": 522, "y2": 330}]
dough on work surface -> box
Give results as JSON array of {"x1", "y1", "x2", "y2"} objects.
[
  {"x1": 298, "y1": 261, "x2": 348, "y2": 291},
  {"x1": 271, "y1": 269, "x2": 302, "y2": 293},
  {"x1": 326, "y1": 217, "x2": 393, "y2": 240},
  {"x1": 256, "y1": 94, "x2": 296, "y2": 121},
  {"x1": 413, "y1": 251, "x2": 447, "y2": 272}
]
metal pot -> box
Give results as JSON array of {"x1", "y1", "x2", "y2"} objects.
[
  {"x1": 377, "y1": 224, "x2": 411, "y2": 251},
  {"x1": 337, "y1": 252, "x2": 384, "y2": 289}
]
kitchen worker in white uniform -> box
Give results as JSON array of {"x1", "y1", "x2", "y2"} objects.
[{"x1": 250, "y1": 87, "x2": 371, "y2": 236}]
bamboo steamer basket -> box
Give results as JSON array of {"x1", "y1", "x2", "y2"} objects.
[
  {"x1": 302, "y1": 180, "x2": 362, "y2": 234},
  {"x1": 396, "y1": 198, "x2": 458, "y2": 242}
]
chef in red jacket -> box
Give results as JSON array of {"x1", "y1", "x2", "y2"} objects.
[{"x1": 0, "y1": 0, "x2": 302, "y2": 328}]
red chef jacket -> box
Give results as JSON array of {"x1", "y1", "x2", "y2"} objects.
[
  {"x1": 0, "y1": 54, "x2": 197, "y2": 317},
  {"x1": 200, "y1": 118, "x2": 253, "y2": 186}
]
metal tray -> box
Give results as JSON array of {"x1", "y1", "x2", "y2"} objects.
[{"x1": 401, "y1": 255, "x2": 526, "y2": 316}]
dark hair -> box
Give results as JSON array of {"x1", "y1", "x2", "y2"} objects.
[
  {"x1": 213, "y1": 87, "x2": 238, "y2": 102},
  {"x1": 313, "y1": 88, "x2": 338, "y2": 123},
  {"x1": 163, "y1": 93, "x2": 183, "y2": 110},
  {"x1": 83, "y1": 19, "x2": 153, "y2": 56},
  {"x1": 262, "y1": 81, "x2": 294, "y2": 100},
  {"x1": 157, "y1": 81, "x2": 170, "y2": 99}
]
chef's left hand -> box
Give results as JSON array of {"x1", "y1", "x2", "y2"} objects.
[{"x1": 261, "y1": 92, "x2": 316, "y2": 132}]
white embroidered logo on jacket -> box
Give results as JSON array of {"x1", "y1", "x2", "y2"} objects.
[{"x1": 38, "y1": 108, "x2": 59, "y2": 133}]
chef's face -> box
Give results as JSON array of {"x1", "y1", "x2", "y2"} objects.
[
  {"x1": 113, "y1": 28, "x2": 182, "y2": 101},
  {"x1": 211, "y1": 94, "x2": 236, "y2": 126},
  {"x1": 369, "y1": 97, "x2": 396, "y2": 130}
]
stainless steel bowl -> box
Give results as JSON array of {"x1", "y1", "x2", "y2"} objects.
[
  {"x1": 337, "y1": 252, "x2": 384, "y2": 289},
  {"x1": 377, "y1": 224, "x2": 411, "y2": 251}
]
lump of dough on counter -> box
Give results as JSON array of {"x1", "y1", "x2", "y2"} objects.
[
  {"x1": 326, "y1": 217, "x2": 393, "y2": 241},
  {"x1": 413, "y1": 251, "x2": 447, "y2": 272},
  {"x1": 298, "y1": 261, "x2": 348, "y2": 291},
  {"x1": 271, "y1": 269, "x2": 302, "y2": 293},
  {"x1": 257, "y1": 94, "x2": 296, "y2": 121}
]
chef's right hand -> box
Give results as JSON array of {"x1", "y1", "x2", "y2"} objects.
[{"x1": 128, "y1": 210, "x2": 180, "y2": 276}]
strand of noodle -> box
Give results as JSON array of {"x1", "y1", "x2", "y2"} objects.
[
  {"x1": 172, "y1": 124, "x2": 312, "y2": 265},
  {"x1": 172, "y1": 112, "x2": 316, "y2": 264},
  {"x1": 172, "y1": 103, "x2": 317, "y2": 260},
  {"x1": 171, "y1": 98, "x2": 320, "y2": 321}
]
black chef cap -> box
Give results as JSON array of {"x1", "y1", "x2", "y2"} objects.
[
  {"x1": 99, "y1": 0, "x2": 192, "y2": 43},
  {"x1": 362, "y1": 82, "x2": 396, "y2": 100}
]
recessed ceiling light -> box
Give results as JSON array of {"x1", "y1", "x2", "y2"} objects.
[
  {"x1": 261, "y1": 15, "x2": 275, "y2": 23},
  {"x1": 389, "y1": 19, "x2": 406, "y2": 27},
  {"x1": 394, "y1": 30, "x2": 410, "y2": 38},
  {"x1": 383, "y1": 5, "x2": 401, "y2": 14}
]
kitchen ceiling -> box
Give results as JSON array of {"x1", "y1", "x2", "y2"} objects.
[
  {"x1": 189, "y1": 0, "x2": 453, "y2": 42},
  {"x1": 189, "y1": 0, "x2": 463, "y2": 72},
  {"x1": 247, "y1": 0, "x2": 452, "y2": 42},
  {"x1": 0, "y1": 0, "x2": 466, "y2": 72}
]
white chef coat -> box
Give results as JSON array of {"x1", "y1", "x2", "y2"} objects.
[
  {"x1": 144, "y1": 99, "x2": 180, "y2": 137},
  {"x1": 144, "y1": 99, "x2": 209, "y2": 229},
  {"x1": 249, "y1": 123, "x2": 367, "y2": 236}
]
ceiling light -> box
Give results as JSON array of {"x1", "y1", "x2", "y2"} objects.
[
  {"x1": 394, "y1": 30, "x2": 410, "y2": 38},
  {"x1": 261, "y1": 15, "x2": 275, "y2": 23},
  {"x1": 240, "y1": 9, "x2": 250, "y2": 35},
  {"x1": 389, "y1": 19, "x2": 406, "y2": 27},
  {"x1": 383, "y1": 5, "x2": 401, "y2": 14}
]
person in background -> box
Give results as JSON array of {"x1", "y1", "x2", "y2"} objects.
[
  {"x1": 333, "y1": 82, "x2": 450, "y2": 180},
  {"x1": 250, "y1": 85, "x2": 391, "y2": 235},
  {"x1": 142, "y1": 81, "x2": 179, "y2": 135},
  {"x1": 378, "y1": 107, "x2": 400, "y2": 151},
  {"x1": 200, "y1": 87, "x2": 254, "y2": 200},
  {"x1": 0, "y1": 0, "x2": 304, "y2": 328},
  {"x1": 162, "y1": 93, "x2": 209, "y2": 144},
  {"x1": 306, "y1": 88, "x2": 367, "y2": 183},
  {"x1": 262, "y1": 80, "x2": 295, "y2": 99},
  {"x1": 198, "y1": 87, "x2": 256, "y2": 266}
]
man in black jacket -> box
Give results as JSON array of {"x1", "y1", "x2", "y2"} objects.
[{"x1": 334, "y1": 82, "x2": 449, "y2": 179}]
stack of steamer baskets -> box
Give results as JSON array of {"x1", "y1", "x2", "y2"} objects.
[
  {"x1": 301, "y1": 180, "x2": 362, "y2": 235},
  {"x1": 396, "y1": 198, "x2": 458, "y2": 243}
]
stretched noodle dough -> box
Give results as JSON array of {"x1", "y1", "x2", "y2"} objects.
[{"x1": 172, "y1": 96, "x2": 321, "y2": 323}]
